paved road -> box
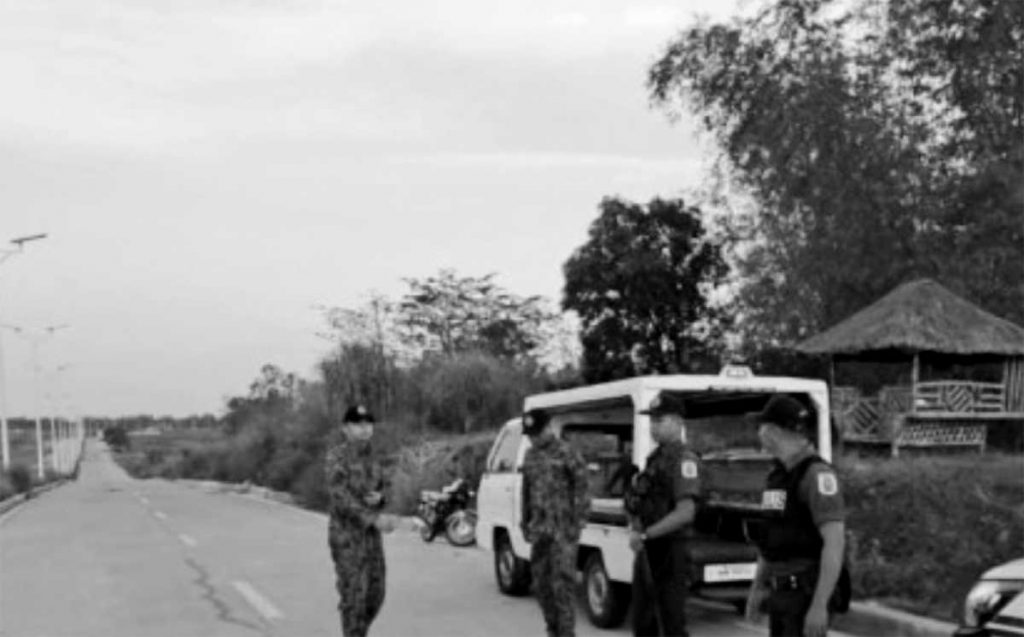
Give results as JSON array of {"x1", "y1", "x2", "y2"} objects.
[{"x1": 0, "y1": 442, "x2": 846, "y2": 636}]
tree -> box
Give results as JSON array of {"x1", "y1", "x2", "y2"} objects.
[
  {"x1": 397, "y1": 269, "x2": 554, "y2": 360},
  {"x1": 648, "y1": 0, "x2": 1024, "y2": 350},
  {"x1": 884, "y1": 0, "x2": 1024, "y2": 323},
  {"x1": 562, "y1": 197, "x2": 730, "y2": 382}
]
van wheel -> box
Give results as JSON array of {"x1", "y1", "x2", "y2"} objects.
[
  {"x1": 494, "y1": 533, "x2": 530, "y2": 596},
  {"x1": 582, "y1": 552, "x2": 629, "y2": 628}
]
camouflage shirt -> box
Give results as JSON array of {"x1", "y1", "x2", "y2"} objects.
[
  {"x1": 324, "y1": 430, "x2": 387, "y2": 531},
  {"x1": 520, "y1": 434, "x2": 590, "y2": 542}
]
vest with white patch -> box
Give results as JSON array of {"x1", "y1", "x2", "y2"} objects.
[{"x1": 755, "y1": 454, "x2": 828, "y2": 562}]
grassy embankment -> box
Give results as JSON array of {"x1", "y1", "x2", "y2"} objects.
[
  {"x1": 0, "y1": 429, "x2": 62, "y2": 500},
  {"x1": 112, "y1": 429, "x2": 1023, "y2": 623}
]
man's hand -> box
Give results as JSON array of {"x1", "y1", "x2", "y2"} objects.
[
  {"x1": 628, "y1": 529, "x2": 645, "y2": 552},
  {"x1": 744, "y1": 583, "x2": 767, "y2": 624},
  {"x1": 374, "y1": 513, "x2": 397, "y2": 534},
  {"x1": 803, "y1": 601, "x2": 828, "y2": 637}
]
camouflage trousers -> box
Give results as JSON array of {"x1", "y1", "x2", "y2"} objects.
[
  {"x1": 329, "y1": 523, "x2": 386, "y2": 637},
  {"x1": 530, "y1": 536, "x2": 578, "y2": 637}
]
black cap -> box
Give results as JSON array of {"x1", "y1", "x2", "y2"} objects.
[
  {"x1": 521, "y1": 409, "x2": 549, "y2": 436},
  {"x1": 342, "y1": 404, "x2": 376, "y2": 424},
  {"x1": 747, "y1": 395, "x2": 811, "y2": 433},
  {"x1": 639, "y1": 392, "x2": 686, "y2": 417}
]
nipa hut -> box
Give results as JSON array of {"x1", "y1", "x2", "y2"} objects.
[{"x1": 796, "y1": 279, "x2": 1024, "y2": 455}]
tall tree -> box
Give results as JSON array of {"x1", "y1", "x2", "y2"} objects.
[
  {"x1": 397, "y1": 269, "x2": 554, "y2": 360},
  {"x1": 562, "y1": 197, "x2": 730, "y2": 382},
  {"x1": 648, "y1": 0, "x2": 1023, "y2": 350}
]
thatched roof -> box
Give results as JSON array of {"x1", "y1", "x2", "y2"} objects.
[{"x1": 796, "y1": 279, "x2": 1024, "y2": 356}]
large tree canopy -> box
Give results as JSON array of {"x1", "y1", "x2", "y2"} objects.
[
  {"x1": 562, "y1": 197, "x2": 729, "y2": 382},
  {"x1": 398, "y1": 269, "x2": 554, "y2": 360},
  {"x1": 648, "y1": 0, "x2": 1023, "y2": 349}
]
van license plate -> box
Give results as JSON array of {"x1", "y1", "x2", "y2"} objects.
[{"x1": 703, "y1": 563, "x2": 757, "y2": 583}]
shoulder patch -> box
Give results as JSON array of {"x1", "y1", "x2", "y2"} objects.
[
  {"x1": 681, "y1": 460, "x2": 698, "y2": 479},
  {"x1": 817, "y1": 472, "x2": 838, "y2": 496}
]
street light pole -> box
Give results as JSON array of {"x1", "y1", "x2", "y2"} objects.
[
  {"x1": 4, "y1": 323, "x2": 69, "y2": 479},
  {"x1": 0, "y1": 233, "x2": 48, "y2": 470}
]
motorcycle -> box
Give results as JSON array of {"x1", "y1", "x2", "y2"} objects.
[{"x1": 416, "y1": 478, "x2": 477, "y2": 547}]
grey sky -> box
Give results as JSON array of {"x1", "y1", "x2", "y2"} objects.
[{"x1": 1, "y1": 0, "x2": 739, "y2": 417}]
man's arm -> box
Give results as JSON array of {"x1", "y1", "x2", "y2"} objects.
[
  {"x1": 810, "y1": 522, "x2": 845, "y2": 610},
  {"x1": 519, "y1": 462, "x2": 532, "y2": 538},
  {"x1": 745, "y1": 556, "x2": 769, "y2": 622},
  {"x1": 570, "y1": 450, "x2": 591, "y2": 525},
  {"x1": 642, "y1": 497, "x2": 695, "y2": 538},
  {"x1": 325, "y1": 447, "x2": 378, "y2": 526}
]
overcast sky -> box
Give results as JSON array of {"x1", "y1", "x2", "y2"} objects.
[{"x1": 1, "y1": 0, "x2": 741, "y2": 418}]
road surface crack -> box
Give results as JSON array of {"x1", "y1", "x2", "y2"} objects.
[{"x1": 184, "y1": 557, "x2": 275, "y2": 636}]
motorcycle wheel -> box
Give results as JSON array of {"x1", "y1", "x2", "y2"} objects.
[
  {"x1": 418, "y1": 516, "x2": 437, "y2": 542},
  {"x1": 445, "y1": 510, "x2": 477, "y2": 547}
]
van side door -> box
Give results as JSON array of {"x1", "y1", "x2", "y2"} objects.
[{"x1": 477, "y1": 421, "x2": 524, "y2": 552}]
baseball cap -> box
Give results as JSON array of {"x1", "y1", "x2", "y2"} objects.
[
  {"x1": 747, "y1": 394, "x2": 811, "y2": 432},
  {"x1": 639, "y1": 392, "x2": 686, "y2": 417},
  {"x1": 342, "y1": 404, "x2": 376, "y2": 424},
  {"x1": 521, "y1": 409, "x2": 550, "y2": 436}
]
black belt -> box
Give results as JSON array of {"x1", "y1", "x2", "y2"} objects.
[{"x1": 768, "y1": 571, "x2": 814, "y2": 592}]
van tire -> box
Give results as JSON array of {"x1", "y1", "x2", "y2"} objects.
[
  {"x1": 582, "y1": 552, "x2": 630, "y2": 628},
  {"x1": 494, "y1": 533, "x2": 530, "y2": 596}
]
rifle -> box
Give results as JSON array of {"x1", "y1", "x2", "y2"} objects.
[{"x1": 636, "y1": 544, "x2": 665, "y2": 636}]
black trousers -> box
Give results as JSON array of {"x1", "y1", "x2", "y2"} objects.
[
  {"x1": 766, "y1": 570, "x2": 834, "y2": 637},
  {"x1": 767, "y1": 587, "x2": 813, "y2": 637},
  {"x1": 632, "y1": 539, "x2": 689, "y2": 637}
]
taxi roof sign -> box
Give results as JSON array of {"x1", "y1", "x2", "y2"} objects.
[{"x1": 719, "y1": 365, "x2": 753, "y2": 379}]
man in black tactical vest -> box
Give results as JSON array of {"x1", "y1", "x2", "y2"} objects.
[
  {"x1": 744, "y1": 394, "x2": 849, "y2": 637},
  {"x1": 625, "y1": 392, "x2": 702, "y2": 637}
]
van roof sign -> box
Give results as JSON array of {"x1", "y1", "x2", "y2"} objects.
[{"x1": 719, "y1": 365, "x2": 753, "y2": 379}]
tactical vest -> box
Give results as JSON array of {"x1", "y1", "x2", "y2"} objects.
[
  {"x1": 624, "y1": 445, "x2": 689, "y2": 535},
  {"x1": 754, "y1": 455, "x2": 826, "y2": 562}
]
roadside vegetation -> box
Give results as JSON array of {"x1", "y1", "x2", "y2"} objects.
[
  {"x1": 0, "y1": 422, "x2": 67, "y2": 501},
  {"x1": 841, "y1": 452, "x2": 1024, "y2": 621}
]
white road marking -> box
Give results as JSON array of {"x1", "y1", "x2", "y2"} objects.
[
  {"x1": 232, "y1": 580, "x2": 284, "y2": 620},
  {"x1": 153, "y1": 511, "x2": 167, "y2": 520},
  {"x1": 178, "y1": 533, "x2": 197, "y2": 547}
]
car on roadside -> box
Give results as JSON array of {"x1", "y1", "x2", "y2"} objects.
[
  {"x1": 476, "y1": 366, "x2": 834, "y2": 628},
  {"x1": 955, "y1": 558, "x2": 1024, "y2": 637}
]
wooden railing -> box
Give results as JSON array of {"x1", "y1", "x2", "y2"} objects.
[
  {"x1": 914, "y1": 381, "x2": 1005, "y2": 413},
  {"x1": 831, "y1": 381, "x2": 1005, "y2": 453}
]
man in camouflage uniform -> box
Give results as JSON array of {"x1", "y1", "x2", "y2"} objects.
[
  {"x1": 627, "y1": 392, "x2": 702, "y2": 637},
  {"x1": 325, "y1": 405, "x2": 396, "y2": 637},
  {"x1": 520, "y1": 408, "x2": 591, "y2": 637}
]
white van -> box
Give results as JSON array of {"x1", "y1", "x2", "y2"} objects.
[{"x1": 476, "y1": 366, "x2": 832, "y2": 628}]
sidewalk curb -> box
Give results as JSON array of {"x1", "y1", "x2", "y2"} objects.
[
  {"x1": 0, "y1": 479, "x2": 69, "y2": 517},
  {"x1": 834, "y1": 600, "x2": 958, "y2": 637}
]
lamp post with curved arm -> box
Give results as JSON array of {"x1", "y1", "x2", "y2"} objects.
[
  {"x1": 3, "y1": 323, "x2": 69, "y2": 479},
  {"x1": 0, "y1": 233, "x2": 48, "y2": 470}
]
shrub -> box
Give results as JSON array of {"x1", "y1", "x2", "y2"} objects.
[
  {"x1": 292, "y1": 458, "x2": 329, "y2": 510},
  {"x1": 103, "y1": 426, "x2": 130, "y2": 451},
  {"x1": 841, "y1": 453, "x2": 1024, "y2": 621},
  {"x1": 7, "y1": 464, "x2": 33, "y2": 495}
]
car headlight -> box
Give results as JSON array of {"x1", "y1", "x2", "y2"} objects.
[{"x1": 964, "y1": 579, "x2": 1024, "y2": 627}]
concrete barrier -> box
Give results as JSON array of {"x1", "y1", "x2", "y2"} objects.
[{"x1": 834, "y1": 600, "x2": 958, "y2": 637}]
